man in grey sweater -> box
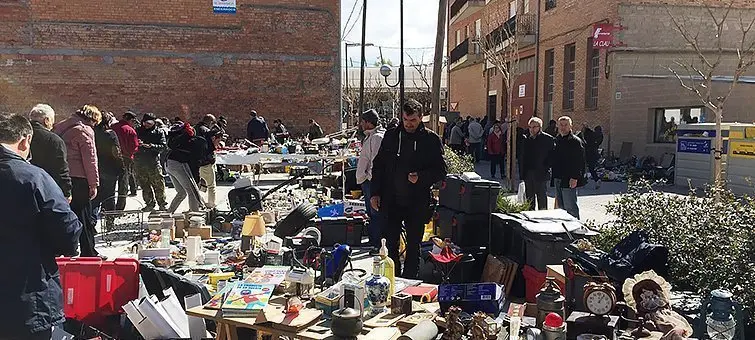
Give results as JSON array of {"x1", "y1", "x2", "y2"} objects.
[{"x1": 467, "y1": 118, "x2": 484, "y2": 163}]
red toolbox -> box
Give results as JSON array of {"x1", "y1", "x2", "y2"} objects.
[
  {"x1": 522, "y1": 264, "x2": 565, "y2": 303},
  {"x1": 56, "y1": 257, "x2": 140, "y2": 324}
]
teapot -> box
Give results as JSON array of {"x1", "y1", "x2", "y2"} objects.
[{"x1": 331, "y1": 291, "x2": 363, "y2": 339}]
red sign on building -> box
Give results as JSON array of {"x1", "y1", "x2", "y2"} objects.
[{"x1": 592, "y1": 24, "x2": 614, "y2": 49}]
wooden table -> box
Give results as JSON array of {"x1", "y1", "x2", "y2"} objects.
[{"x1": 186, "y1": 296, "x2": 323, "y2": 340}]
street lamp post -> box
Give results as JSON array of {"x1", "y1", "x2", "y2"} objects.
[
  {"x1": 380, "y1": 0, "x2": 405, "y2": 114},
  {"x1": 345, "y1": 42, "x2": 374, "y2": 122}
]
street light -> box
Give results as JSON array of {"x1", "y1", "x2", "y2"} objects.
[
  {"x1": 344, "y1": 42, "x2": 374, "y2": 118},
  {"x1": 379, "y1": 0, "x2": 405, "y2": 116}
]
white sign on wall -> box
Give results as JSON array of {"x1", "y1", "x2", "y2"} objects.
[
  {"x1": 518, "y1": 84, "x2": 526, "y2": 98},
  {"x1": 213, "y1": 0, "x2": 236, "y2": 14}
]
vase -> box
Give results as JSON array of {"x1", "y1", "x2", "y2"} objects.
[{"x1": 365, "y1": 273, "x2": 390, "y2": 316}]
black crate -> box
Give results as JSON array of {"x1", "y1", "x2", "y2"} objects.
[
  {"x1": 459, "y1": 179, "x2": 501, "y2": 214},
  {"x1": 435, "y1": 207, "x2": 490, "y2": 247},
  {"x1": 317, "y1": 216, "x2": 365, "y2": 247},
  {"x1": 438, "y1": 175, "x2": 463, "y2": 210}
]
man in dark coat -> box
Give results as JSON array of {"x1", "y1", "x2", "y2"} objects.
[
  {"x1": 307, "y1": 119, "x2": 325, "y2": 140},
  {"x1": 370, "y1": 99, "x2": 447, "y2": 278},
  {"x1": 246, "y1": 110, "x2": 269, "y2": 144},
  {"x1": 28, "y1": 104, "x2": 72, "y2": 200},
  {"x1": 520, "y1": 117, "x2": 555, "y2": 210},
  {"x1": 0, "y1": 114, "x2": 82, "y2": 340},
  {"x1": 135, "y1": 113, "x2": 168, "y2": 212},
  {"x1": 551, "y1": 116, "x2": 586, "y2": 219}
]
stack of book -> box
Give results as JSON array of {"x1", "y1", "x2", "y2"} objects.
[{"x1": 204, "y1": 266, "x2": 288, "y2": 318}]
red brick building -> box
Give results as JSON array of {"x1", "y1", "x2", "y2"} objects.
[
  {"x1": 448, "y1": 0, "x2": 755, "y2": 157},
  {"x1": 0, "y1": 0, "x2": 341, "y2": 138}
]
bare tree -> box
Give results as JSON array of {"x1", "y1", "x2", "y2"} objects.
[
  {"x1": 666, "y1": 1, "x2": 755, "y2": 185},
  {"x1": 476, "y1": 1, "x2": 525, "y2": 189}
]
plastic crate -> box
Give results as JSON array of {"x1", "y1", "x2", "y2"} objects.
[
  {"x1": 435, "y1": 207, "x2": 490, "y2": 247},
  {"x1": 56, "y1": 258, "x2": 140, "y2": 327},
  {"x1": 459, "y1": 179, "x2": 501, "y2": 214},
  {"x1": 317, "y1": 216, "x2": 365, "y2": 247},
  {"x1": 100, "y1": 210, "x2": 145, "y2": 245},
  {"x1": 438, "y1": 175, "x2": 463, "y2": 210}
]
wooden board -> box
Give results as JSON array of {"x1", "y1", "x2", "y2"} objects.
[
  {"x1": 481, "y1": 255, "x2": 518, "y2": 297},
  {"x1": 396, "y1": 312, "x2": 436, "y2": 333},
  {"x1": 363, "y1": 311, "x2": 405, "y2": 328},
  {"x1": 296, "y1": 323, "x2": 400, "y2": 340},
  {"x1": 364, "y1": 327, "x2": 400, "y2": 339},
  {"x1": 257, "y1": 297, "x2": 322, "y2": 332}
]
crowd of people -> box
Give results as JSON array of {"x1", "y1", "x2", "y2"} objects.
[{"x1": 443, "y1": 114, "x2": 604, "y2": 220}]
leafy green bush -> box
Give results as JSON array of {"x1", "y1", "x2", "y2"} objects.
[
  {"x1": 592, "y1": 179, "x2": 755, "y2": 322},
  {"x1": 443, "y1": 145, "x2": 475, "y2": 174},
  {"x1": 496, "y1": 193, "x2": 531, "y2": 213}
]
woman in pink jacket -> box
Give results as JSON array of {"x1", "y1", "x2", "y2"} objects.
[{"x1": 54, "y1": 105, "x2": 102, "y2": 257}]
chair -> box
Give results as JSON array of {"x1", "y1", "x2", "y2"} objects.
[{"x1": 427, "y1": 239, "x2": 463, "y2": 284}]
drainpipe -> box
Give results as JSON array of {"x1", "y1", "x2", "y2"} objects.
[{"x1": 533, "y1": 0, "x2": 541, "y2": 117}]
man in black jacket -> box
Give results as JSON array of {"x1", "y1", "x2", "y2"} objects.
[
  {"x1": 28, "y1": 104, "x2": 72, "y2": 201},
  {"x1": 196, "y1": 114, "x2": 220, "y2": 209},
  {"x1": 551, "y1": 116, "x2": 586, "y2": 219},
  {"x1": 370, "y1": 99, "x2": 447, "y2": 278},
  {"x1": 246, "y1": 110, "x2": 269, "y2": 145},
  {"x1": 520, "y1": 117, "x2": 554, "y2": 210},
  {"x1": 135, "y1": 113, "x2": 168, "y2": 212},
  {"x1": 0, "y1": 114, "x2": 82, "y2": 340}
]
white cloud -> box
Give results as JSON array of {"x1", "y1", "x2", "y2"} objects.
[{"x1": 341, "y1": 0, "x2": 443, "y2": 68}]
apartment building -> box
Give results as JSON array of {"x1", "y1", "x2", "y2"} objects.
[{"x1": 448, "y1": 0, "x2": 755, "y2": 157}]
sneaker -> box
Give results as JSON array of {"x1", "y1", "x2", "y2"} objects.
[
  {"x1": 141, "y1": 206, "x2": 154, "y2": 212},
  {"x1": 128, "y1": 192, "x2": 138, "y2": 197},
  {"x1": 158, "y1": 206, "x2": 168, "y2": 212}
]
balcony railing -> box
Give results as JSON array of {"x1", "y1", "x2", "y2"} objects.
[
  {"x1": 481, "y1": 14, "x2": 536, "y2": 48},
  {"x1": 449, "y1": 38, "x2": 470, "y2": 65},
  {"x1": 450, "y1": 0, "x2": 485, "y2": 23}
]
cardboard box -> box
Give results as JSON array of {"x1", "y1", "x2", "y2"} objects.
[
  {"x1": 438, "y1": 283, "x2": 504, "y2": 315},
  {"x1": 188, "y1": 226, "x2": 212, "y2": 240},
  {"x1": 546, "y1": 264, "x2": 566, "y2": 287}
]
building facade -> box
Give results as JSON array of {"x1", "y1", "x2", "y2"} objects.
[
  {"x1": 448, "y1": 0, "x2": 755, "y2": 157},
  {"x1": 0, "y1": 0, "x2": 341, "y2": 138}
]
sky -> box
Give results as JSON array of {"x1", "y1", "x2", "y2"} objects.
[{"x1": 340, "y1": 0, "x2": 443, "y2": 68}]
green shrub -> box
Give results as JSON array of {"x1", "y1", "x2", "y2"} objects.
[
  {"x1": 443, "y1": 145, "x2": 475, "y2": 174},
  {"x1": 496, "y1": 193, "x2": 531, "y2": 213},
  {"x1": 592, "y1": 179, "x2": 755, "y2": 322}
]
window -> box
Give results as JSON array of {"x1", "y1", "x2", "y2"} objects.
[
  {"x1": 455, "y1": 30, "x2": 461, "y2": 46},
  {"x1": 474, "y1": 20, "x2": 482, "y2": 54},
  {"x1": 465, "y1": 25, "x2": 470, "y2": 39},
  {"x1": 524, "y1": 0, "x2": 530, "y2": 13},
  {"x1": 544, "y1": 49, "x2": 555, "y2": 102},
  {"x1": 509, "y1": 0, "x2": 517, "y2": 18},
  {"x1": 653, "y1": 107, "x2": 705, "y2": 143},
  {"x1": 585, "y1": 38, "x2": 600, "y2": 109},
  {"x1": 545, "y1": 0, "x2": 556, "y2": 10},
  {"x1": 562, "y1": 43, "x2": 576, "y2": 110},
  {"x1": 517, "y1": 56, "x2": 536, "y2": 73}
]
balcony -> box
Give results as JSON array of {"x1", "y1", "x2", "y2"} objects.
[
  {"x1": 482, "y1": 14, "x2": 537, "y2": 51},
  {"x1": 449, "y1": 38, "x2": 483, "y2": 71},
  {"x1": 450, "y1": 0, "x2": 485, "y2": 24}
]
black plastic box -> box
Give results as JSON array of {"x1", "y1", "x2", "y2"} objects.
[
  {"x1": 317, "y1": 216, "x2": 365, "y2": 247},
  {"x1": 459, "y1": 179, "x2": 501, "y2": 214},
  {"x1": 438, "y1": 175, "x2": 463, "y2": 209},
  {"x1": 435, "y1": 206, "x2": 491, "y2": 247}
]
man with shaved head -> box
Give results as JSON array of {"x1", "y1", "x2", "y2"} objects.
[{"x1": 28, "y1": 104, "x2": 72, "y2": 201}]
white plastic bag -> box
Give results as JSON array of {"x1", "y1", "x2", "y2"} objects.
[{"x1": 516, "y1": 181, "x2": 526, "y2": 204}]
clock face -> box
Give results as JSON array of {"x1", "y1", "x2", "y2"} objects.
[{"x1": 586, "y1": 290, "x2": 614, "y2": 315}]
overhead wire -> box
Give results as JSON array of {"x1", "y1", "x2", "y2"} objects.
[
  {"x1": 343, "y1": 0, "x2": 364, "y2": 40},
  {"x1": 341, "y1": 0, "x2": 360, "y2": 37}
]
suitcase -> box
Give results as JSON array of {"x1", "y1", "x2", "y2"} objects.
[
  {"x1": 56, "y1": 257, "x2": 140, "y2": 326},
  {"x1": 318, "y1": 216, "x2": 365, "y2": 247}
]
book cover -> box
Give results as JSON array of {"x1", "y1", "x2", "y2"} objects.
[
  {"x1": 221, "y1": 283, "x2": 274, "y2": 313},
  {"x1": 245, "y1": 266, "x2": 288, "y2": 286},
  {"x1": 204, "y1": 281, "x2": 238, "y2": 310}
]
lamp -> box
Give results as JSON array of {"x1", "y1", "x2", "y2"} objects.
[
  {"x1": 242, "y1": 211, "x2": 266, "y2": 237},
  {"x1": 698, "y1": 289, "x2": 745, "y2": 340}
]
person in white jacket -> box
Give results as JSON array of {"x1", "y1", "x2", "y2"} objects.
[
  {"x1": 356, "y1": 109, "x2": 386, "y2": 253},
  {"x1": 467, "y1": 118, "x2": 484, "y2": 163}
]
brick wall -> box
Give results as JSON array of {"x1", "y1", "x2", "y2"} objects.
[
  {"x1": 449, "y1": 63, "x2": 487, "y2": 117},
  {"x1": 0, "y1": 0, "x2": 340, "y2": 137}
]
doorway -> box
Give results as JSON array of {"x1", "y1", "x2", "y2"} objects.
[{"x1": 487, "y1": 95, "x2": 497, "y2": 121}]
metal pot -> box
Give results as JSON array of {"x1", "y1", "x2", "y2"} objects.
[{"x1": 331, "y1": 294, "x2": 363, "y2": 339}]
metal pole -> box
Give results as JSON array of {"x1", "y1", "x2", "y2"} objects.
[
  {"x1": 399, "y1": 0, "x2": 405, "y2": 113},
  {"x1": 345, "y1": 42, "x2": 349, "y2": 117},
  {"x1": 359, "y1": 0, "x2": 368, "y2": 114}
]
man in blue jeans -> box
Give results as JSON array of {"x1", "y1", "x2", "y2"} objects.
[
  {"x1": 356, "y1": 109, "x2": 386, "y2": 254},
  {"x1": 551, "y1": 116, "x2": 586, "y2": 219}
]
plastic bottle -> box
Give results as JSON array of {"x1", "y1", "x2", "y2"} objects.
[{"x1": 379, "y1": 238, "x2": 395, "y2": 296}]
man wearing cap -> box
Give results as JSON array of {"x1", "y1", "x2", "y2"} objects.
[
  {"x1": 134, "y1": 113, "x2": 168, "y2": 211},
  {"x1": 111, "y1": 111, "x2": 140, "y2": 208},
  {"x1": 356, "y1": 109, "x2": 386, "y2": 253}
]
